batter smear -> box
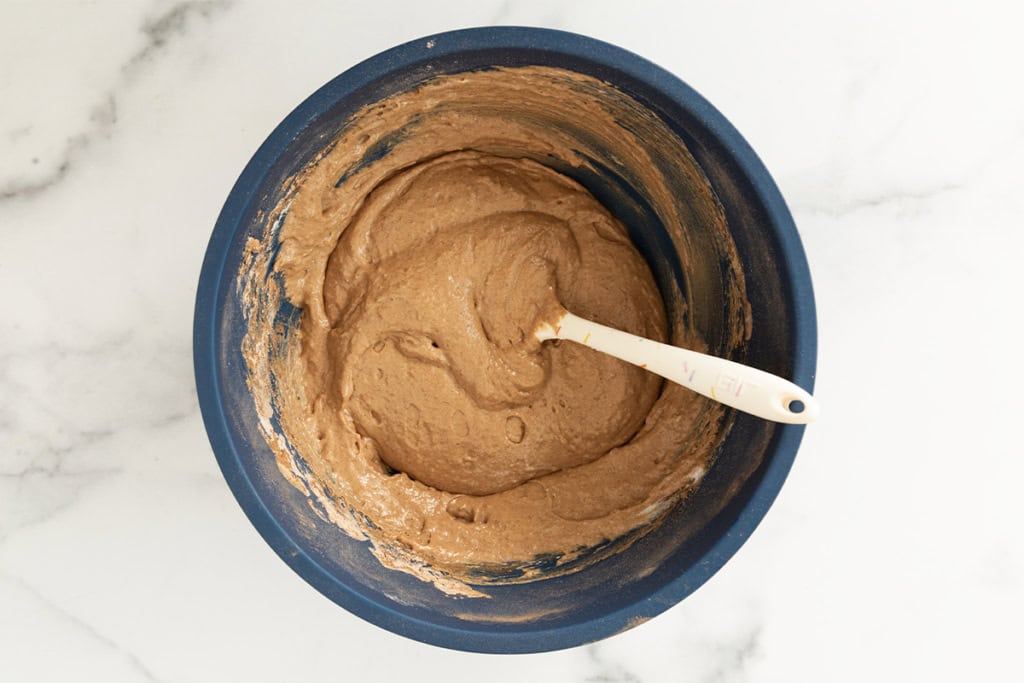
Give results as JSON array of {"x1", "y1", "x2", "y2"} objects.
[{"x1": 248, "y1": 66, "x2": 742, "y2": 591}]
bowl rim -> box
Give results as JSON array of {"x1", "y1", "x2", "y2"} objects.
[{"x1": 193, "y1": 25, "x2": 817, "y2": 653}]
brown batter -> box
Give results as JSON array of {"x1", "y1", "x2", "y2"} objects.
[
  {"x1": 243, "y1": 66, "x2": 745, "y2": 592},
  {"x1": 322, "y1": 150, "x2": 665, "y2": 497}
]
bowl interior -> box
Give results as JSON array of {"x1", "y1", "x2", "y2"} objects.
[{"x1": 196, "y1": 27, "x2": 815, "y2": 654}]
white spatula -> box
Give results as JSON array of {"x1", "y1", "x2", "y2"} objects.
[{"x1": 535, "y1": 308, "x2": 818, "y2": 424}]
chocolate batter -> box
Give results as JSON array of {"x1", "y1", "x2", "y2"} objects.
[
  {"x1": 323, "y1": 150, "x2": 665, "y2": 497},
  {"x1": 243, "y1": 66, "x2": 745, "y2": 592}
]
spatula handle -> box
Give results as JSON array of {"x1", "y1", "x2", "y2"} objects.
[{"x1": 537, "y1": 311, "x2": 818, "y2": 424}]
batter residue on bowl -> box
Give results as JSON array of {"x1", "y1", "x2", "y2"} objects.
[{"x1": 241, "y1": 66, "x2": 746, "y2": 595}]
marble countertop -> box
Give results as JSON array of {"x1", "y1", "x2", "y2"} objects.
[{"x1": 2, "y1": 1, "x2": 1022, "y2": 680}]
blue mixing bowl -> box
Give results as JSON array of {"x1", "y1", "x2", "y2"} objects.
[{"x1": 194, "y1": 26, "x2": 816, "y2": 653}]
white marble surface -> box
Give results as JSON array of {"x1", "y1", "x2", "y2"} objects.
[{"x1": 2, "y1": 1, "x2": 1022, "y2": 680}]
